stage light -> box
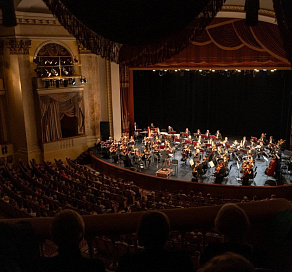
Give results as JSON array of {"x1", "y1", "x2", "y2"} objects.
[
  {"x1": 152, "y1": 70, "x2": 156, "y2": 72},
  {"x1": 44, "y1": 80, "x2": 50, "y2": 88},
  {"x1": 80, "y1": 77, "x2": 87, "y2": 83},
  {"x1": 64, "y1": 79, "x2": 68, "y2": 87},
  {"x1": 164, "y1": 69, "x2": 167, "y2": 72},
  {"x1": 174, "y1": 70, "x2": 178, "y2": 72},
  {"x1": 44, "y1": 69, "x2": 51, "y2": 77},
  {"x1": 56, "y1": 80, "x2": 60, "y2": 88},
  {"x1": 199, "y1": 70, "x2": 202, "y2": 72},
  {"x1": 51, "y1": 68, "x2": 58, "y2": 76},
  {"x1": 74, "y1": 57, "x2": 79, "y2": 63},
  {"x1": 212, "y1": 70, "x2": 215, "y2": 72},
  {"x1": 62, "y1": 67, "x2": 69, "y2": 75},
  {"x1": 185, "y1": 69, "x2": 190, "y2": 71},
  {"x1": 271, "y1": 69, "x2": 275, "y2": 72},
  {"x1": 72, "y1": 78, "x2": 76, "y2": 85}
]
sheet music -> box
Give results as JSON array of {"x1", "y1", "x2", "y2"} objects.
[
  {"x1": 189, "y1": 159, "x2": 194, "y2": 167},
  {"x1": 209, "y1": 161, "x2": 215, "y2": 168}
]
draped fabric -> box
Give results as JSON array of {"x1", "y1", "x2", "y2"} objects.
[
  {"x1": 146, "y1": 19, "x2": 290, "y2": 69},
  {"x1": 120, "y1": 66, "x2": 130, "y2": 133},
  {"x1": 42, "y1": 0, "x2": 226, "y2": 66},
  {"x1": 39, "y1": 93, "x2": 85, "y2": 143},
  {"x1": 273, "y1": 0, "x2": 292, "y2": 67}
]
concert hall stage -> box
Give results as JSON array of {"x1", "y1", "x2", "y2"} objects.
[{"x1": 93, "y1": 140, "x2": 292, "y2": 187}]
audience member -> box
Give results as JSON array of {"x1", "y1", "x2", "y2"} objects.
[
  {"x1": 200, "y1": 203, "x2": 252, "y2": 265},
  {"x1": 39, "y1": 209, "x2": 105, "y2": 272},
  {"x1": 117, "y1": 211, "x2": 194, "y2": 272},
  {"x1": 198, "y1": 252, "x2": 254, "y2": 272}
]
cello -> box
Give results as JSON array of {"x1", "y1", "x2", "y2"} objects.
[{"x1": 265, "y1": 156, "x2": 277, "y2": 176}]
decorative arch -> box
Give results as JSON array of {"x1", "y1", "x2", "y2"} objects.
[{"x1": 34, "y1": 41, "x2": 74, "y2": 59}]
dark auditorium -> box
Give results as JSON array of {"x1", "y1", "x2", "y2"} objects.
[{"x1": 0, "y1": 0, "x2": 292, "y2": 272}]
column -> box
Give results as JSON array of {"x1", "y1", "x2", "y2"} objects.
[{"x1": 4, "y1": 39, "x2": 41, "y2": 163}]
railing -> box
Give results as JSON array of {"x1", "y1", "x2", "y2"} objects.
[
  {"x1": 1, "y1": 199, "x2": 291, "y2": 271},
  {"x1": 91, "y1": 153, "x2": 292, "y2": 200},
  {"x1": 0, "y1": 199, "x2": 290, "y2": 239}
]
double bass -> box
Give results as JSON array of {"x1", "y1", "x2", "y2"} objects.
[{"x1": 265, "y1": 156, "x2": 277, "y2": 176}]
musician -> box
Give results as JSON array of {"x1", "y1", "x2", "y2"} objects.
[
  {"x1": 259, "y1": 133, "x2": 267, "y2": 145},
  {"x1": 269, "y1": 136, "x2": 274, "y2": 144},
  {"x1": 150, "y1": 123, "x2": 155, "y2": 128},
  {"x1": 168, "y1": 126, "x2": 174, "y2": 133},
  {"x1": 133, "y1": 122, "x2": 138, "y2": 138},
  {"x1": 205, "y1": 130, "x2": 210, "y2": 138},
  {"x1": 215, "y1": 130, "x2": 222, "y2": 141},
  {"x1": 194, "y1": 129, "x2": 201, "y2": 140},
  {"x1": 185, "y1": 128, "x2": 190, "y2": 135},
  {"x1": 214, "y1": 159, "x2": 228, "y2": 184},
  {"x1": 223, "y1": 137, "x2": 229, "y2": 146},
  {"x1": 240, "y1": 136, "x2": 248, "y2": 148}
]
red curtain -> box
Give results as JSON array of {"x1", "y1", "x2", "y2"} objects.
[{"x1": 143, "y1": 19, "x2": 290, "y2": 69}]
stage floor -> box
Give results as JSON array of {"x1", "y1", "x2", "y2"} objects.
[{"x1": 94, "y1": 140, "x2": 292, "y2": 187}]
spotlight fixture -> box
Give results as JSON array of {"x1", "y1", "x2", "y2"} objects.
[
  {"x1": 44, "y1": 60, "x2": 53, "y2": 65},
  {"x1": 51, "y1": 68, "x2": 59, "y2": 76},
  {"x1": 80, "y1": 77, "x2": 87, "y2": 84},
  {"x1": 72, "y1": 78, "x2": 76, "y2": 85},
  {"x1": 152, "y1": 70, "x2": 156, "y2": 72},
  {"x1": 64, "y1": 79, "x2": 68, "y2": 87},
  {"x1": 44, "y1": 80, "x2": 50, "y2": 88},
  {"x1": 56, "y1": 80, "x2": 60, "y2": 88},
  {"x1": 62, "y1": 67, "x2": 69, "y2": 75},
  {"x1": 74, "y1": 57, "x2": 79, "y2": 63},
  {"x1": 44, "y1": 69, "x2": 51, "y2": 77}
]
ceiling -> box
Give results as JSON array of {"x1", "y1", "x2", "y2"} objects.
[{"x1": 14, "y1": 0, "x2": 275, "y2": 14}]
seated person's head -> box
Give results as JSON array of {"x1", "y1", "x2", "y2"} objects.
[
  {"x1": 198, "y1": 252, "x2": 254, "y2": 272},
  {"x1": 215, "y1": 203, "x2": 250, "y2": 242},
  {"x1": 51, "y1": 209, "x2": 85, "y2": 248},
  {"x1": 137, "y1": 211, "x2": 170, "y2": 250}
]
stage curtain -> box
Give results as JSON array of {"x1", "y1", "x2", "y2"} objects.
[
  {"x1": 149, "y1": 19, "x2": 290, "y2": 69},
  {"x1": 42, "y1": 0, "x2": 226, "y2": 66},
  {"x1": 273, "y1": 0, "x2": 292, "y2": 67},
  {"x1": 39, "y1": 92, "x2": 84, "y2": 142},
  {"x1": 133, "y1": 70, "x2": 292, "y2": 144}
]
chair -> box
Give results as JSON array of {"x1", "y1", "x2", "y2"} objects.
[{"x1": 170, "y1": 159, "x2": 179, "y2": 175}]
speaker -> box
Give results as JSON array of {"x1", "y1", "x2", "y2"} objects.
[{"x1": 100, "y1": 121, "x2": 110, "y2": 141}]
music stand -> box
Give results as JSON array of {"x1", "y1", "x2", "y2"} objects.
[
  {"x1": 263, "y1": 155, "x2": 268, "y2": 166},
  {"x1": 189, "y1": 159, "x2": 194, "y2": 167},
  {"x1": 236, "y1": 161, "x2": 240, "y2": 180}
]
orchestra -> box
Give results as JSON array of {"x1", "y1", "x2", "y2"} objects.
[{"x1": 99, "y1": 124, "x2": 288, "y2": 186}]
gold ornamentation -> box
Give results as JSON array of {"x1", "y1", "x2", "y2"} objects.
[
  {"x1": 221, "y1": 6, "x2": 275, "y2": 18},
  {"x1": 7, "y1": 39, "x2": 31, "y2": 55},
  {"x1": 77, "y1": 41, "x2": 92, "y2": 54}
]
